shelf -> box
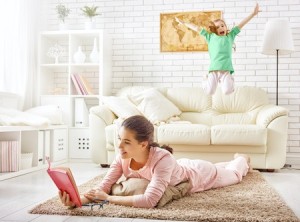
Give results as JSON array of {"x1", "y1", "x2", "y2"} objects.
[
  {"x1": 0, "y1": 127, "x2": 69, "y2": 180},
  {"x1": 40, "y1": 63, "x2": 69, "y2": 67},
  {"x1": 70, "y1": 63, "x2": 99, "y2": 67},
  {"x1": 38, "y1": 29, "x2": 111, "y2": 128},
  {"x1": 0, "y1": 159, "x2": 67, "y2": 181}
]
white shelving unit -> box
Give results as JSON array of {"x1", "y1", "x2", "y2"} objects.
[
  {"x1": 38, "y1": 30, "x2": 112, "y2": 160},
  {"x1": 0, "y1": 125, "x2": 68, "y2": 181}
]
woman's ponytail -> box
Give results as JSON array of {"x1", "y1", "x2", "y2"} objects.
[{"x1": 150, "y1": 142, "x2": 173, "y2": 154}]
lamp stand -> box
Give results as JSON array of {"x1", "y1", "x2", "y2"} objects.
[{"x1": 276, "y1": 49, "x2": 279, "y2": 106}]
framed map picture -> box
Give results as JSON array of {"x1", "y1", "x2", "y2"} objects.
[{"x1": 160, "y1": 10, "x2": 222, "y2": 52}]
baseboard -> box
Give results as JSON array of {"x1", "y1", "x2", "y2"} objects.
[
  {"x1": 68, "y1": 158, "x2": 94, "y2": 163},
  {"x1": 285, "y1": 153, "x2": 300, "y2": 169}
]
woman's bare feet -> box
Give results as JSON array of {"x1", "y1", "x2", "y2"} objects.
[{"x1": 234, "y1": 153, "x2": 253, "y2": 172}]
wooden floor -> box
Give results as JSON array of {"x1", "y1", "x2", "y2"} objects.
[{"x1": 0, "y1": 162, "x2": 299, "y2": 222}]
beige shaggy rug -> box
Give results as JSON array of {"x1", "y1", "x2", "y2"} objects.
[{"x1": 29, "y1": 171, "x2": 299, "y2": 222}]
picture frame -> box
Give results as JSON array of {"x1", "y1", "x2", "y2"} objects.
[{"x1": 160, "y1": 10, "x2": 222, "y2": 52}]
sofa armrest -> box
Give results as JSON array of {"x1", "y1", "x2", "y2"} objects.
[
  {"x1": 89, "y1": 105, "x2": 116, "y2": 164},
  {"x1": 256, "y1": 105, "x2": 288, "y2": 169},
  {"x1": 256, "y1": 105, "x2": 288, "y2": 128}
]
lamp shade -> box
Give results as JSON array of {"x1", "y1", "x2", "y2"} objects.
[{"x1": 261, "y1": 19, "x2": 294, "y2": 55}]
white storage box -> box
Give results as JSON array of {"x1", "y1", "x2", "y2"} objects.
[
  {"x1": 21, "y1": 153, "x2": 33, "y2": 170},
  {"x1": 69, "y1": 128, "x2": 90, "y2": 159},
  {"x1": 51, "y1": 128, "x2": 68, "y2": 162}
]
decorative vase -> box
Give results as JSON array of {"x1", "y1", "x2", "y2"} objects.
[
  {"x1": 85, "y1": 18, "x2": 95, "y2": 30},
  {"x1": 55, "y1": 56, "x2": 59, "y2": 64},
  {"x1": 73, "y1": 46, "x2": 86, "y2": 63},
  {"x1": 59, "y1": 22, "x2": 68, "y2": 31},
  {"x1": 89, "y1": 38, "x2": 99, "y2": 63}
]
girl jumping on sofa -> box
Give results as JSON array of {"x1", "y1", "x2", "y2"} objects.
[
  {"x1": 60, "y1": 115, "x2": 251, "y2": 209},
  {"x1": 175, "y1": 3, "x2": 260, "y2": 95}
]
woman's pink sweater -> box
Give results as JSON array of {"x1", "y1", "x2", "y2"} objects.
[{"x1": 98, "y1": 147, "x2": 218, "y2": 208}]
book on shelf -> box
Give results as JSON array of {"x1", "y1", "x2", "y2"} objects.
[
  {"x1": 78, "y1": 75, "x2": 94, "y2": 95},
  {"x1": 74, "y1": 74, "x2": 88, "y2": 95},
  {"x1": 46, "y1": 157, "x2": 82, "y2": 207},
  {"x1": 71, "y1": 74, "x2": 83, "y2": 95},
  {"x1": 71, "y1": 74, "x2": 94, "y2": 95},
  {"x1": 0, "y1": 141, "x2": 20, "y2": 172}
]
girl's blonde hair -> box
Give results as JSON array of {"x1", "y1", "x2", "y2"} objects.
[{"x1": 208, "y1": 19, "x2": 228, "y2": 35}]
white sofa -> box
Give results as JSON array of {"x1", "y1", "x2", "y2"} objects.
[{"x1": 89, "y1": 86, "x2": 289, "y2": 170}]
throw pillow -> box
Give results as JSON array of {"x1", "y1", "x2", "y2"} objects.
[
  {"x1": 101, "y1": 96, "x2": 141, "y2": 119},
  {"x1": 129, "y1": 88, "x2": 182, "y2": 124},
  {"x1": 0, "y1": 107, "x2": 50, "y2": 127},
  {"x1": 111, "y1": 177, "x2": 190, "y2": 208},
  {"x1": 25, "y1": 105, "x2": 63, "y2": 125}
]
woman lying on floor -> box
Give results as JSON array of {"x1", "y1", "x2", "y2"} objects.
[{"x1": 60, "y1": 115, "x2": 251, "y2": 208}]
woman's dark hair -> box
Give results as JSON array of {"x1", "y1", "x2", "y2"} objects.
[{"x1": 121, "y1": 115, "x2": 173, "y2": 154}]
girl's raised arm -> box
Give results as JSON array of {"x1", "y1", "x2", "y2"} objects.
[
  {"x1": 175, "y1": 17, "x2": 202, "y2": 33},
  {"x1": 237, "y1": 3, "x2": 260, "y2": 30}
]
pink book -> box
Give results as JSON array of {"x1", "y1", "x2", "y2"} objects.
[
  {"x1": 46, "y1": 158, "x2": 82, "y2": 207},
  {"x1": 78, "y1": 75, "x2": 94, "y2": 95},
  {"x1": 1, "y1": 141, "x2": 8, "y2": 172},
  {"x1": 74, "y1": 74, "x2": 88, "y2": 95},
  {"x1": 71, "y1": 74, "x2": 83, "y2": 95},
  {"x1": 11, "y1": 141, "x2": 19, "y2": 172}
]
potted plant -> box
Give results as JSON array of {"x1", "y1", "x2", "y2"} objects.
[
  {"x1": 55, "y1": 4, "x2": 71, "y2": 30},
  {"x1": 81, "y1": 5, "x2": 101, "y2": 29}
]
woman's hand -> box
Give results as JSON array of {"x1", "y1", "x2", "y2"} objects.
[
  {"x1": 59, "y1": 191, "x2": 76, "y2": 207},
  {"x1": 84, "y1": 189, "x2": 109, "y2": 202}
]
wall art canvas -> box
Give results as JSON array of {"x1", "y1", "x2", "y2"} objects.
[{"x1": 160, "y1": 10, "x2": 222, "y2": 52}]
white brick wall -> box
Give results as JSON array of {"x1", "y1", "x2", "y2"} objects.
[{"x1": 45, "y1": 0, "x2": 300, "y2": 160}]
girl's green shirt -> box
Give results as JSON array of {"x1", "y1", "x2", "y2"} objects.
[{"x1": 200, "y1": 26, "x2": 240, "y2": 74}]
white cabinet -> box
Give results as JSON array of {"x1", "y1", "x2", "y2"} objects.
[
  {"x1": 51, "y1": 128, "x2": 68, "y2": 162},
  {"x1": 0, "y1": 126, "x2": 68, "y2": 181},
  {"x1": 69, "y1": 128, "x2": 90, "y2": 159},
  {"x1": 38, "y1": 30, "x2": 112, "y2": 159}
]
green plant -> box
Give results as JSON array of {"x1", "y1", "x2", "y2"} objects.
[
  {"x1": 56, "y1": 4, "x2": 71, "y2": 23},
  {"x1": 81, "y1": 5, "x2": 101, "y2": 20}
]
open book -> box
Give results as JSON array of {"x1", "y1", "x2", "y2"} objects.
[{"x1": 46, "y1": 158, "x2": 82, "y2": 207}]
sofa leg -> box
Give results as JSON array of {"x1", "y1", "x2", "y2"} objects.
[
  {"x1": 100, "y1": 164, "x2": 110, "y2": 168},
  {"x1": 255, "y1": 168, "x2": 275, "y2": 172},
  {"x1": 266, "y1": 169, "x2": 275, "y2": 172}
]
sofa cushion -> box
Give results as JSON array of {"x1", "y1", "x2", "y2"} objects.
[
  {"x1": 130, "y1": 88, "x2": 181, "y2": 124},
  {"x1": 179, "y1": 112, "x2": 213, "y2": 125},
  {"x1": 212, "y1": 86, "x2": 268, "y2": 114},
  {"x1": 157, "y1": 124, "x2": 210, "y2": 145},
  {"x1": 165, "y1": 88, "x2": 211, "y2": 112},
  {"x1": 102, "y1": 96, "x2": 141, "y2": 119},
  {"x1": 211, "y1": 110, "x2": 259, "y2": 125},
  {"x1": 211, "y1": 124, "x2": 267, "y2": 146}
]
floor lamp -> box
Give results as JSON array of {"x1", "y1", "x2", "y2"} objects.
[{"x1": 261, "y1": 19, "x2": 294, "y2": 105}]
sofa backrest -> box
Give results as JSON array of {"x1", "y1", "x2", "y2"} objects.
[{"x1": 117, "y1": 86, "x2": 269, "y2": 125}]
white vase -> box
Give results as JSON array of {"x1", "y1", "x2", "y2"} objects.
[
  {"x1": 89, "y1": 38, "x2": 99, "y2": 63},
  {"x1": 85, "y1": 19, "x2": 95, "y2": 30},
  {"x1": 54, "y1": 55, "x2": 59, "y2": 64},
  {"x1": 59, "y1": 23, "x2": 68, "y2": 31},
  {"x1": 73, "y1": 46, "x2": 86, "y2": 63}
]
